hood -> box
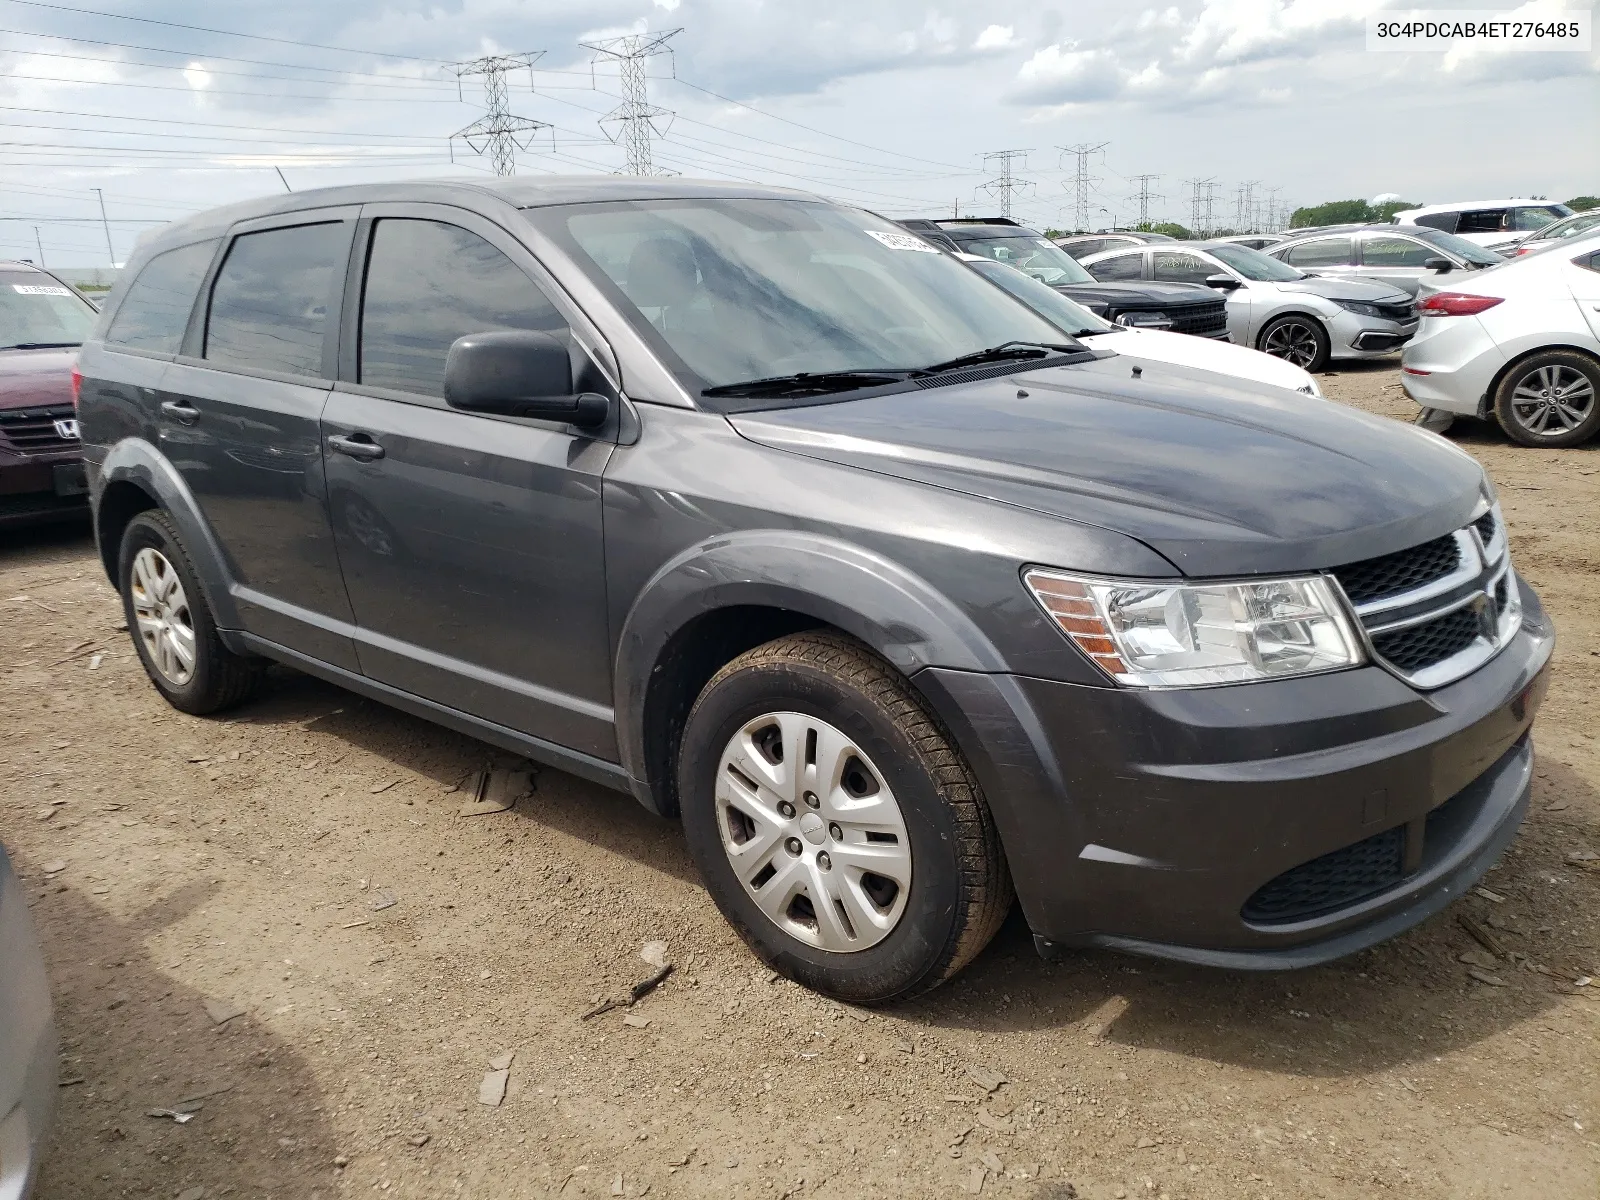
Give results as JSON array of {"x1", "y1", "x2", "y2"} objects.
[
  {"x1": 729, "y1": 355, "x2": 1485, "y2": 577},
  {"x1": 1056, "y1": 280, "x2": 1221, "y2": 309},
  {"x1": 1276, "y1": 276, "x2": 1412, "y2": 303},
  {"x1": 1084, "y1": 327, "x2": 1314, "y2": 392},
  {"x1": 0, "y1": 347, "x2": 77, "y2": 411}
]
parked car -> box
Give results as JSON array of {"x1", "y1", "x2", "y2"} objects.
[
  {"x1": 1079, "y1": 240, "x2": 1417, "y2": 370},
  {"x1": 79, "y1": 178, "x2": 1551, "y2": 1003},
  {"x1": 1211, "y1": 234, "x2": 1287, "y2": 251},
  {"x1": 1401, "y1": 231, "x2": 1600, "y2": 447},
  {"x1": 1484, "y1": 209, "x2": 1600, "y2": 258},
  {"x1": 0, "y1": 260, "x2": 93, "y2": 528},
  {"x1": 0, "y1": 841, "x2": 57, "y2": 1200},
  {"x1": 1268, "y1": 225, "x2": 1503, "y2": 296},
  {"x1": 1053, "y1": 231, "x2": 1176, "y2": 259},
  {"x1": 897, "y1": 218, "x2": 1230, "y2": 339},
  {"x1": 956, "y1": 253, "x2": 1323, "y2": 395},
  {"x1": 1391, "y1": 200, "x2": 1573, "y2": 247}
]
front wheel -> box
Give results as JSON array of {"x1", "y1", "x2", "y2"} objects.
[
  {"x1": 1258, "y1": 314, "x2": 1330, "y2": 372},
  {"x1": 677, "y1": 632, "x2": 1012, "y2": 1004},
  {"x1": 1492, "y1": 350, "x2": 1600, "y2": 448}
]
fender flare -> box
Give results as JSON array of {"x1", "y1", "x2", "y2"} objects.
[
  {"x1": 94, "y1": 437, "x2": 241, "y2": 630},
  {"x1": 612, "y1": 529, "x2": 1009, "y2": 792}
]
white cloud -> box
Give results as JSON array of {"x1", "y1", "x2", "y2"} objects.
[
  {"x1": 653, "y1": 0, "x2": 682, "y2": 10},
  {"x1": 973, "y1": 24, "x2": 1016, "y2": 51}
]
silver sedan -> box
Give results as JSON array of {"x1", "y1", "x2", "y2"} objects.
[
  {"x1": 1268, "y1": 225, "x2": 1503, "y2": 296},
  {"x1": 1078, "y1": 241, "x2": 1417, "y2": 371}
]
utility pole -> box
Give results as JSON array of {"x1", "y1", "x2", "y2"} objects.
[
  {"x1": 581, "y1": 29, "x2": 682, "y2": 176},
  {"x1": 976, "y1": 150, "x2": 1033, "y2": 219},
  {"x1": 450, "y1": 52, "x2": 550, "y2": 176},
  {"x1": 33, "y1": 226, "x2": 44, "y2": 268},
  {"x1": 1129, "y1": 173, "x2": 1162, "y2": 227},
  {"x1": 91, "y1": 187, "x2": 114, "y2": 265},
  {"x1": 1058, "y1": 142, "x2": 1109, "y2": 232}
]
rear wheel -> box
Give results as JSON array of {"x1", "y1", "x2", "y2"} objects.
[
  {"x1": 1493, "y1": 350, "x2": 1600, "y2": 448},
  {"x1": 1258, "y1": 314, "x2": 1330, "y2": 372},
  {"x1": 119, "y1": 511, "x2": 261, "y2": 714},
  {"x1": 677, "y1": 632, "x2": 1012, "y2": 1004}
]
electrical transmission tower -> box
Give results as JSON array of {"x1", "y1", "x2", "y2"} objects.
[
  {"x1": 450, "y1": 53, "x2": 550, "y2": 176},
  {"x1": 1128, "y1": 173, "x2": 1162, "y2": 227},
  {"x1": 1263, "y1": 186, "x2": 1284, "y2": 232},
  {"x1": 1184, "y1": 177, "x2": 1219, "y2": 236},
  {"x1": 1234, "y1": 180, "x2": 1260, "y2": 232},
  {"x1": 581, "y1": 29, "x2": 682, "y2": 176},
  {"x1": 976, "y1": 150, "x2": 1034, "y2": 219},
  {"x1": 1057, "y1": 142, "x2": 1109, "y2": 232}
]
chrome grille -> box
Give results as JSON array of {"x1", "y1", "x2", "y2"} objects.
[{"x1": 0, "y1": 404, "x2": 79, "y2": 455}]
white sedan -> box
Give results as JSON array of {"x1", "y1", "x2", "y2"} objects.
[
  {"x1": 1402, "y1": 230, "x2": 1600, "y2": 447},
  {"x1": 959, "y1": 254, "x2": 1323, "y2": 396}
]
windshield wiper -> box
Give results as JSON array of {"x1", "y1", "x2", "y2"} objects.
[
  {"x1": 701, "y1": 369, "x2": 912, "y2": 399},
  {"x1": 2, "y1": 341, "x2": 81, "y2": 350},
  {"x1": 914, "y1": 340, "x2": 1080, "y2": 376}
]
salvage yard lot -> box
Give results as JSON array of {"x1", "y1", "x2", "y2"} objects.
[{"x1": 3, "y1": 362, "x2": 1597, "y2": 1200}]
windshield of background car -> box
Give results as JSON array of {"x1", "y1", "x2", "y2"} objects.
[
  {"x1": 968, "y1": 259, "x2": 1113, "y2": 335},
  {"x1": 1513, "y1": 205, "x2": 1571, "y2": 231},
  {"x1": 0, "y1": 271, "x2": 97, "y2": 348},
  {"x1": 1206, "y1": 243, "x2": 1305, "y2": 281},
  {"x1": 538, "y1": 199, "x2": 1071, "y2": 393},
  {"x1": 1543, "y1": 212, "x2": 1600, "y2": 242},
  {"x1": 958, "y1": 236, "x2": 1096, "y2": 285},
  {"x1": 1409, "y1": 227, "x2": 1504, "y2": 265}
]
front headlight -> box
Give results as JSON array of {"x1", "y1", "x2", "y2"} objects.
[
  {"x1": 1023, "y1": 569, "x2": 1365, "y2": 687},
  {"x1": 1114, "y1": 311, "x2": 1173, "y2": 330},
  {"x1": 1333, "y1": 299, "x2": 1382, "y2": 317}
]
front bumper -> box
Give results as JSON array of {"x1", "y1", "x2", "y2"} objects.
[
  {"x1": 0, "y1": 853, "x2": 56, "y2": 1200},
  {"x1": 914, "y1": 578, "x2": 1553, "y2": 968},
  {"x1": 0, "y1": 454, "x2": 88, "y2": 528},
  {"x1": 1328, "y1": 309, "x2": 1418, "y2": 359}
]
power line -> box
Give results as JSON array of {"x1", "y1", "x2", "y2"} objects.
[
  {"x1": 581, "y1": 29, "x2": 681, "y2": 176},
  {"x1": 977, "y1": 149, "x2": 1033, "y2": 219},
  {"x1": 1185, "y1": 176, "x2": 1219, "y2": 236},
  {"x1": 1058, "y1": 142, "x2": 1108, "y2": 233},
  {"x1": 1234, "y1": 179, "x2": 1260, "y2": 232},
  {"x1": 449, "y1": 52, "x2": 549, "y2": 177},
  {"x1": 1128, "y1": 173, "x2": 1162, "y2": 227}
]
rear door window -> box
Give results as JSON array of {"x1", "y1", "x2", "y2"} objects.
[
  {"x1": 1283, "y1": 237, "x2": 1353, "y2": 267},
  {"x1": 205, "y1": 222, "x2": 346, "y2": 377},
  {"x1": 1151, "y1": 251, "x2": 1216, "y2": 284},
  {"x1": 1085, "y1": 252, "x2": 1144, "y2": 281},
  {"x1": 1412, "y1": 212, "x2": 1459, "y2": 233},
  {"x1": 1511, "y1": 205, "x2": 1568, "y2": 231},
  {"x1": 105, "y1": 240, "x2": 217, "y2": 354},
  {"x1": 1456, "y1": 209, "x2": 1509, "y2": 235},
  {"x1": 1360, "y1": 236, "x2": 1435, "y2": 267},
  {"x1": 358, "y1": 218, "x2": 566, "y2": 398}
]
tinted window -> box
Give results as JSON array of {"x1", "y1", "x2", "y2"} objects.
[
  {"x1": 105, "y1": 240, "x2": 217, "y2": 354},
  {"x1": 1284, "y1": 237, "x2": 1353, "y2": 267},
  {"x1": 1412, "y1": 212, "x2": 1458, "y2": 233},
  {"x1": 1152, "y1": 251, "x2": 1216, "y2": 284},
  {"x1": 0, "y1": 270, "x2": 98, "y2": 348},
  {"x1": 957, "y1": 236, "x2": 1094, "y2": 285},
  {"x1": 1457, "y1": 209, "x2": 1508, "y2": 234},
  {"x1": 1086, "y1": 252, "x2": 1144, "y2": 281},
  {"x1": 1060, "y1": 238, "x2": 1108, "y2": 258},
  {"x1": 1361, "y1": 236, "x2": 1435, "y2": 267},
  {"x1": 360, "y1": 219, "x2": 564, "y2": 397},
  {"x1": 205, "y1": 222, "x2": 345, "y2": 377}
]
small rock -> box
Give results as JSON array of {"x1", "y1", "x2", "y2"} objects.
[
  {"x1": 35, "y1": 808, "x2": 55, "y2": 821},
  {"x1": 856, "y1": 1053, "x2": 867, "y2": 1065},
  {"x1": 203, "y1": 999, "x2": 245, "y2": 1025},
  {"x1": 1459, "y1": 948, "x2": 1498, "y2": 969},
  {"x1": 965, "y1": 1064, "x2": 1007, "y2": 1094},
  {"x1": 622, "y1": 1013, "x2": 651, "y2": 1029},
  {"x1": 962, "y1": 1164, "x2": 985, "y2": 1194},
  {"x1": 370, "y1": 779, "x2": 401, "y2": 794},
  {"x1": 1474, "y1": 886, "x2": 1507, "y2": 903},
  {"x1": 176, "y1": 1188, "x2": 205, "y2": 1200},
  {"x1": 611, "y1": 1174, "x2": 625, "y2": 1197},
  {"x1": 487, "y1": 1051, "x2": 515, "y2": 1071},
  {"x1": 891, "y1": 1038, "x2": 914, "y2": 1055},
  {"x1": 640, "y1": 941, "x2": 669, "y2": 969},
  {"x1": 1136, "y1": 1135, "x2": 1157, "y2": 1149},
  {"x1": 334, "y1": 1155, "x2": 349, "y2": 1168},
  {"x1": 980, "y1": 1150, "x2": 1003, "y2": 1173},
  {"x1": 41, "y1": 861, "x2": 66, "y2": 875},
  {"x1": 88, "y1": 654, "x2": 103, "y2": 671},
  {"x1": 976, "y1": 1109, "x2": 1013, "y2": 1134},
  {"x1": 407, "y1": 1134, "x2": 430, "y2": 1148},
  {"x1": 478, "y1": 1069, "x2": 509, "y2": 1107},
  {"x1": 370, "y1": 889, "x2": 398, "y2": 912},
  {"x1": 1467, "y1": 967, "x2": 1508, "y2": 987}
]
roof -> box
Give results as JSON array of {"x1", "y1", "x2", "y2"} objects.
[
  {"x1": 1395, "y1": 199, "x2": 1561, "y2": 216},
  {"x1": 0, "y1": 260, "x2": 44, "y2": 272}
]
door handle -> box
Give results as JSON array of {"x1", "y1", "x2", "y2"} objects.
[
  {"x1": 160, "y1": 400, "x2": 200, "y2": 425},
  {"x1": 327, "y1": 432, "x2": 386, "y2": 462}
]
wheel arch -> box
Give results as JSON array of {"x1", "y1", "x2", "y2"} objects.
[
  {"x1": 1254, "y1": 308, "x2": 1329, "y2": 350},
  {"x1": 1482, "y1": 342, "x2": 1600, "y2": 420},
  {"x1": 615, "y1": 531, "x2": 1010, "y2": 818}
]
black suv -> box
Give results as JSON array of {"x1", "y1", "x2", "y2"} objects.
[
  {"x1": 77, "y1": 179, "x2": 1551, "y2": 1004},
  {"x1": 898, "y1": 217, "x2": 1230, "y2": 338}
]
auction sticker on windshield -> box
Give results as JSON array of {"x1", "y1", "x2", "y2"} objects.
[
  {"x1": 11, "y1": 284, "x2": 73, "y2": 296},
  {"x1": 864, "y1": 230, "x2": 943, "y2": 253}
]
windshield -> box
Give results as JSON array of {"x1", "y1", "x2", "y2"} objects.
[
  {"x1": 1206, "y1": 243, "x2": 1304, "y2": 281},
  {"x1": 535, "y1": 199, "x2": 1071, "y2": 394},
  {"x1": 1542, "y1": 211, "x2": 1600, "y2": 242},
  {"x1": 958, "y1": 236, "x2": 1096, "y2": 285},
  {"x1": 967, "y1": 259, "x2": 1112, "y2": 335},
  {"x1": 1409, "y1": 227, "x2": 1503, "y2": 265},
  {"x1": 0, "y1": 271, "x2": 97, "y2": 348}
]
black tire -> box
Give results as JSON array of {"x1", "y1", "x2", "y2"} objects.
[
  {"x1": 119, "y1": 510, "x2": 261, "y2": 715},
  {"x1": 678, "y1": 631, "x2": 1013, "y2": 1004},
  {"x1": 1492, "y1": 349, "x2": 1600, "y2": 448},
  {"x1": 1257, "y1": 313, "x2": 1330, "y2": 372}
]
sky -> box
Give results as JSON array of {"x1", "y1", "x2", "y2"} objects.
[{"x1": 0, "y1": 0, "x2": 1595, "y2": 266}]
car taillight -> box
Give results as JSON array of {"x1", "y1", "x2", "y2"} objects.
[
  {"x1": 1418, "y1": 292, "x2": 1503, "y2": 316},
  {"x1": 1513, "y1": 247, "x2": 1530, "y2": 256},
  {"x1": 70, "y1": 365, "x2": 82, "y2": 409}
]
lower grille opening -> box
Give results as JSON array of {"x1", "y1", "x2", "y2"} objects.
[
  {"x1": 1371, "y1": 605, "x2": 1482, "y2": 673},
  {"x1": 1242, "y1": 825, "x2": 1406, "y2": 924}
]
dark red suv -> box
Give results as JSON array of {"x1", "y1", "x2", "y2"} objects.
[{"x1": 0, "y1": 260, "x2": 97, "y2": 527}]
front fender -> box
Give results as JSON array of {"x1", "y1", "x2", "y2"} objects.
[
  {"x1": 93, "y1": 437, "x2": 240, "y2": 630},
  {"x1": 613, "y1": 529, "x2": 1009, "y2": 788}
]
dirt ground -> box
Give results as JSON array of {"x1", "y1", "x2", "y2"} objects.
[{"x1": 3, "y1": 361, "x2": 1598, "y2": 1200}]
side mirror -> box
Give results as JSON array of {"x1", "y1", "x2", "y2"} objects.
[
  {"x1": 443, "y1": 330, "x2": 609, "y2": 427},
  {"x1": 1203, "y1": 272, "x2": 1242, "y2": 291},
  {"x1": 1423, "y1": 256, "x2": 1453, "y2": 274}
]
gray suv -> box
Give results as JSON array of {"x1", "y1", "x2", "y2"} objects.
[{"x1": 77, "y1": 178, "x2": 1553, "y2": 1004}]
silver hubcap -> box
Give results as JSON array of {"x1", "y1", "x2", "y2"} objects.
[
  {"x1": 130, "y1": 547, "x2": 196, "y2": 686},
  {"x1": 1262, "y1": 320, "x2": 1321, "y2": 368},
  {"x1": 716, "y1": 712, "x2": 911, "y2": 954},
  {"x1": 1510, "y1": 364, "x2": 1594, "y2": 435}
]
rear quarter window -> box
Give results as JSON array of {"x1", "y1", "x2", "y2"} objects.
[
  {"x1": 1283, "y1": 238, "x2": 1353, "y2": 267},
  {"x1": 104, "y1": 239, "x2": 218, "y2": 354},
  {"x1": 1085, "y1": 253, "x2": 1144, "y2": 281}
]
